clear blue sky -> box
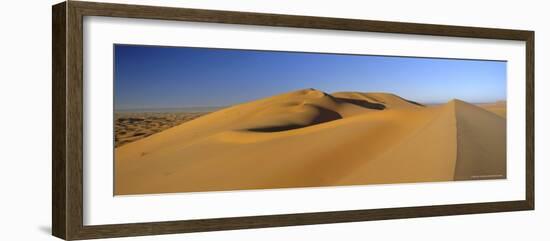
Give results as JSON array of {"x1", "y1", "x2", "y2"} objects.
[{"x1": 114, "y1": 44, "x2": 506, "y2": 110}]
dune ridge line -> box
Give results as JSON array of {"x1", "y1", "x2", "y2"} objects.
[{"x1": 114, "y1": 89, "x2": 506, "y2": 195}]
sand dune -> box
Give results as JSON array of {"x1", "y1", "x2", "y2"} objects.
[
  {"x1": 454, "y1": 100, "x2": 506, "y2": 180},
  {"x1": 478, "y1": 101, "x2": 507, "y2": 118},
  {"x1": 115, "y1": 89, "x2": 506, "y2": 195},
  {"x1": 332, "y1": 91, "x2": 424, "y2": 109}
]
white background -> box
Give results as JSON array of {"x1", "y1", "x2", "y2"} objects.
[{"x1": 0, "y1": 0, "x2": 547, "y2": 240}]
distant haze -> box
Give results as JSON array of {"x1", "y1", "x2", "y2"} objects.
[{"x1": 114, "y1": 44, "x2": 506, "y2": 110}]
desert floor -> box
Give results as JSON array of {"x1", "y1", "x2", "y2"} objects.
[
  {"x1": 114, "y1": 89, "x2": 506, "y2": 195},
  {"x1": 115, "y1": 112, "x2": 208, "y2": 147}
]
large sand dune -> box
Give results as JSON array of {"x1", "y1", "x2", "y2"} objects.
[
  {"x1": 478, "y1": 101, "x2": 507, "y2": 118},
  {"x1": 115, "y1": 89, "x2": 506, "y2": 195}
]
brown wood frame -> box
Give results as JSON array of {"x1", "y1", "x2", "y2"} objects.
[{"x1": 52, "y1": 1, "x2": 535, "y2": 240}]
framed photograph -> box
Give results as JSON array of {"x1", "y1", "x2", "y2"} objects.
[{"x1": 52, "y1": 1, "x2": 534, "y2": 240}]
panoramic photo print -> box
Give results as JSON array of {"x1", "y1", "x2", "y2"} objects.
[{"x1": 113, "y1": 44, "x2": 507, "y2": 195}]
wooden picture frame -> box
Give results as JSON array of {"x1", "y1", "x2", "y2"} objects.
[{"x1": 52, "y1": 1, "x2": 534, "y2": 240}]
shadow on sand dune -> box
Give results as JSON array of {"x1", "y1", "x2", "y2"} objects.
[
  {"x1": 246, "y1": 105, "x2": 343, "y2": 132},
  {"x1": 333, "y1": 97, "x2": 386, "y2": 110}
]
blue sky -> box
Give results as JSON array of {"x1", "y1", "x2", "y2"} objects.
[{"x1": 114, "y1": 44, "x2": 506, "y2": 110}]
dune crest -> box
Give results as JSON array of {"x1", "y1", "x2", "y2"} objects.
[
  {"x1": 451, "y1": 99, "x2": 506, "y2": 180},
  {"x1": 478, "y1": 101, "x2": 506, "y2": 117},
  {"x1": 115, "y1": 90, "x2": 506, "y2": 195},
  {"x1": 332, "y1": 92, "x2": 424, "y2": 109}
]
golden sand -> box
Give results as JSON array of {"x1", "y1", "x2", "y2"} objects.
[{"x1": 114, "y1": 89, "x2": 506, "y2": 195}]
